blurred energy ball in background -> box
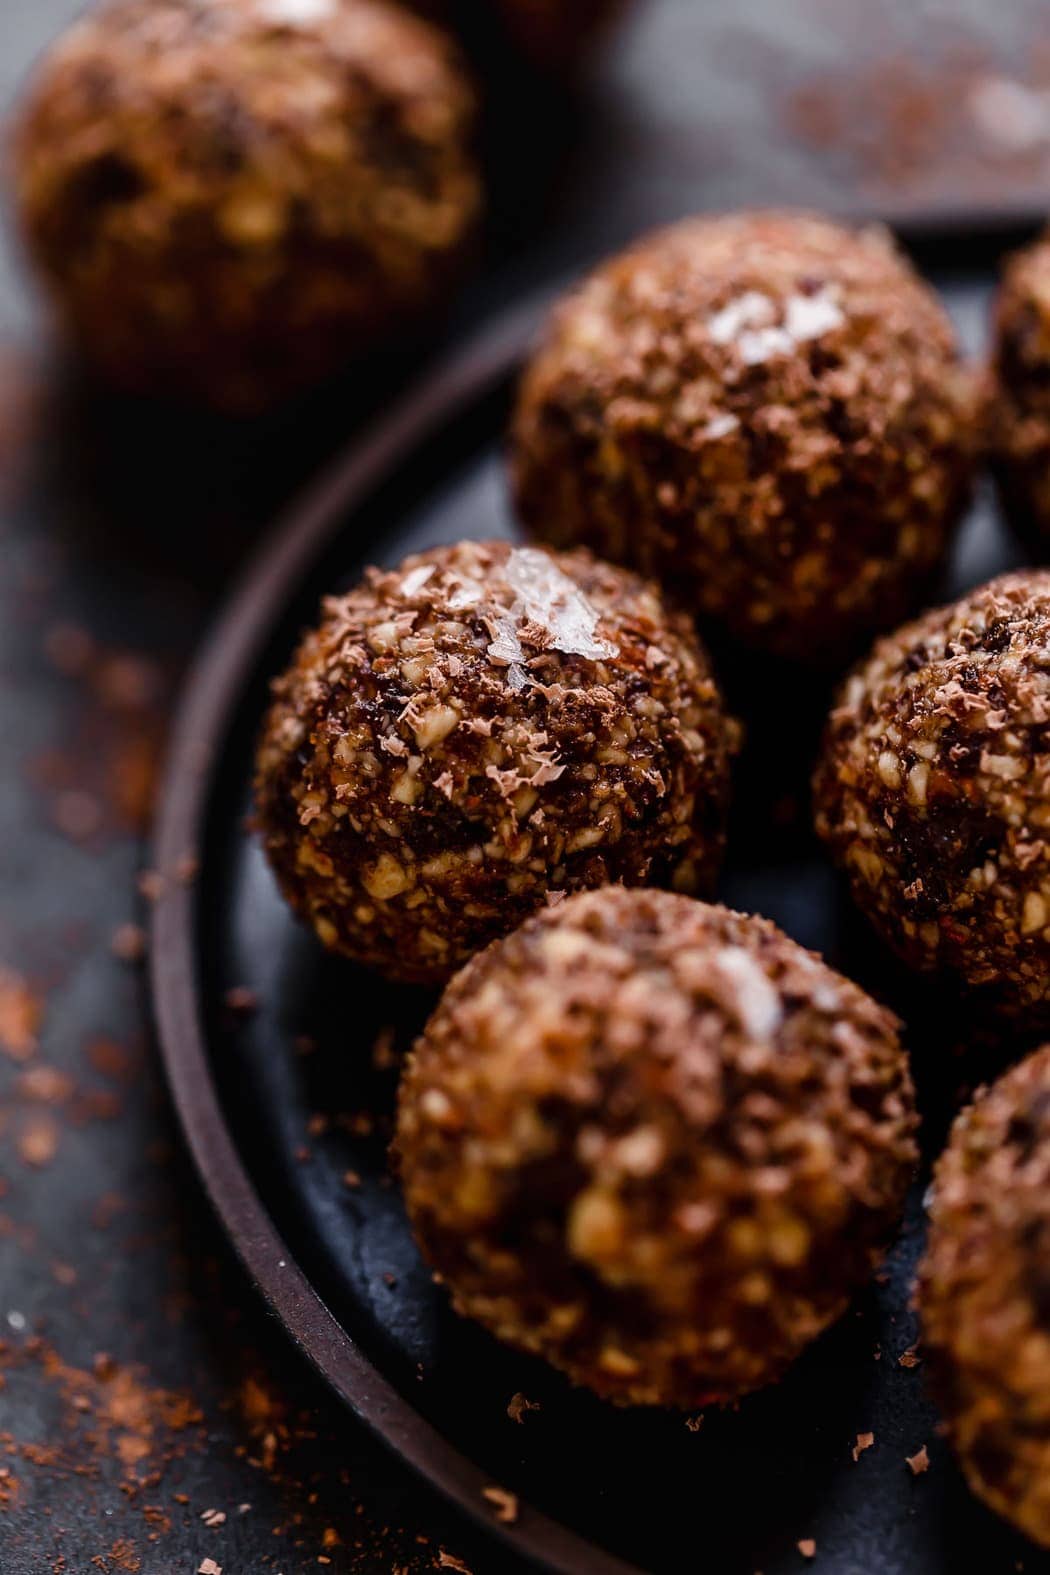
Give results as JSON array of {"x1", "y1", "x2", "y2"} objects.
[{"x1": 10, "y1": 0, "x2": 482, "y2": 413}]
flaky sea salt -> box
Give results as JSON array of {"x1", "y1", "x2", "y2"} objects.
[
  {"x1": 486, "y1": 548, "x2": 619, "y2": 670},
  {"x1": 258, "y1": 0, "x2": 334, "y2": 21},
  {"x1": 707, "y1": 290, "x2": 776, "y2": 346},
  {"x1": 711, "y1": 947, "x2": 783, "y2": 1040},
  {"x1": 701, "y1": 412, "x2": 740, "y2": 441},
  {"x1": 784, "y1": 288, "x2": 845, "y2": 343},
  {"x1": 707, "y1": 285, "x2": 844, "y2": 366},
  {"x1": 400, "y1": 563, "x2": 436, "y2": 598}
]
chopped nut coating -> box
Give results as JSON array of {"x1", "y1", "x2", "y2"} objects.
[
  {"x1": 815, "y1": 571, "x2": 1050, "y2": 1028},
  {"x1": 397, "y1": 887, "x2": 917, "y2": 1407},
  {"x1": 920, "y1": 1045, "x2": 1050, "y2": 1547},
  {"x1": 511, "y1": 210, "x2": 979, "y2": 665},
  {"x1": 990, "y1": 231, "x2": 1050, "y2": 548},
  {"x1": 255, "y1": 542, "x2": 737, "y2": 984}
]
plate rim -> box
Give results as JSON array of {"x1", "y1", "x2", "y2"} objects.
[{"x1": 149, "y1": 288, "x2": 650, "y2": 1575}]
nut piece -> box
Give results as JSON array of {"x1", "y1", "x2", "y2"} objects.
[
  {"x1": 254, "y1": 541, "x2": 738, "y2": 984},
  {"x1": 397, "y1": 887, "x2": 917, "y2": 1407},
  {"x1": 919, "y1": 1045, "x2": 1050, "y2": 1547},
  {"x1": 510, "y1": 210, "x2": 980, "y2": 666},
  {"x1": 814, "y1": 570, "x2": 1050, "y2": 1029},
  {"x1": 990, "y1": 231, "x2": 1050, "y2": 548},
  {"x1": 11, "y1": 0, "x2": 481, "y2": 411}
]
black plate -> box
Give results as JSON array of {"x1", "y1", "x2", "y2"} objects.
[{"x1": 151, "y1": 272, "x2": 1050, "y2": 1575}]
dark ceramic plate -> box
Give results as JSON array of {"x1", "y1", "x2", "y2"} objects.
[{"x1": 151, "y1": 269, "x2": 1050, "y2": 1575}]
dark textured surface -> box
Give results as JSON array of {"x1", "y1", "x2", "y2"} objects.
[{"x1": 2, "y1": 0, "x2": 1050, "y2": 1571}]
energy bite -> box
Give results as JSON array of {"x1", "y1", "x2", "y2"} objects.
[
  {"x1": 12, "y1": 0, "x2": 480, "y2": 412},
  {"x1": 814, "y1": 572, "x2": 1050, "y2": 1028},
  {"x1": 254, "y1": 541, "x2": 737, "y2": 985},
  {"x1": 920, "y1": 1045, "x2": 1050, "y2": 1548},
  {"x1": 511, "y1": 210, "x2": 980, "y2": 666},
  {"x1": 397, "y1": 888, "x2": 917, "y2": 1408},
  {"x1": 990, "y1": 232, "x2": 1050, "y2": 547}
]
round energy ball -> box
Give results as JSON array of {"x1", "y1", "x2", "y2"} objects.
[
  {"x1": 990, "y1": 232, "x2": 1050, "y2": 547},
  {"x1": 510, "y1": 211, "x2": 980, "y2": 666},
  {"x1": 397, "y1": 887, "x2": 917, "y2": 1407},
  {"x1": 12, "y1": 0, "x2": 481, "y2": 412},
  {"x1": 920, "y1": 1044, "x2": 1050, "y2": 1548},
  {"x1": 814, "y1": 571, "x2": 1050, "y2": 1028},
  {"x1": 254, "y1": 541, "x2": 737, "y2": 985}
]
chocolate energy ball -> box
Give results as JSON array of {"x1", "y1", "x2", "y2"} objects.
[
  {"x1": 510, "y1": 211, "x2": 980, "y2": 666},
  {"x1": 12, "y1": 0, "x2": 481, "y2": 412},
  {"x1": 814, "y1": 572, "x2": 1050, "y2": 1028},
  {"x1": 397, "y1": 888, "x2": 917, "y2": 1408},
  {"x1": 254, "y1": 541, "x2": 737, "y2": 985},
  {"x1": 990, "y1": 232, "x2": 1050, "y2": 547},
  {"x1": 920, "y1": 1045, "x2": 1050, "y2": 1547}
]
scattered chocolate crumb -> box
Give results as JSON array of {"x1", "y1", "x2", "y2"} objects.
[
  {"x1": 906, "y1": 1445, "x2": 930, "y2": 1475},
  {"x1": 53, "y1": 789, "x2": 103, "y2": 842},
  {"x1": 18, "y1": 1064, "x2": 73, "y2": 1103},
  {"x1": 110, "y1": 924, "x2": 146, "y2": 963},
  {"x1": 200, "y1": 1507, "x2": 226, "y2": 1527},
  {"x1": 0, "y1": 968, "x2": 41, "y2": 1060},
  {"x1": 198, "y1": 1561, "x2": 222, "y2": 1575},
  {"x1": 482, "y1": 1486, "x2": 518, "y2": 1524},
  {"x1": 44, "y1": 622, "x2": 94, "y2": 676},
  {"x1": 342, "y1": 1171, "x2": 362, "y2": 1190},
  {"x1": 136, "y1": 871, "x2": 164, "y2": 903},
  {"x1": 685, "y1": 1415, "x2": 704, "y2": 1432},
  {"x1": 852, "y1": 1431, "x2": 875, "y2": 1462},
  {"x1": 372, "y1": 1026, "x2": 397, "y2": 1071},
  {"x1": 481, "y1": 1486, "x2": 519, "y2": 1524},
  {"x1": 899, "y1": 1345, "x2": 921, "y2": 1369},
  {"x1": 436, "y1": 1554, "x2": 472, "y2": 1573},
  {"x1": 223, "y1": 987, "x2": 258, "y2": 1015},
  {"x1": 16, "y1": 1113, "x2": 59, "y2": 1168},
  {"x1": 86, "y1": 1037, "x2": 137, "y2": 1084},
  {"x1": 506, "y1": 1392, "x2": 539, "y2": 1423},
  {"x1": 797, "y1": 1539, "x2": 816, "y2": 1559}
]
